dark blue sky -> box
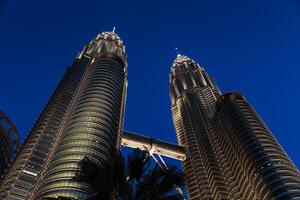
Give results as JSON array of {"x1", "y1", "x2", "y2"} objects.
[{"x1": 0, "y1": 0, "x2": 299, "y2": 168}]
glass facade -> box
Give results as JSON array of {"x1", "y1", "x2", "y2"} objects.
[
  {"x1": 33, "y1": 32, "x2": 127, "y2": 199},
  {"x1": 169, "y1": 55, "x2": 300, "y2": 200},
  {"x1": 0, "y1": 31, "x2": 127, "y2": 200},
  {"x1": 169, "y1": 55, "x2": 229, "y2": 200},
  {"x1": 0, "y1": 61, "x2": 87, "y2": 200},
  {"x1": 1, "y1": 31, "x2": 299, "y2": 200},
  {"x1": 213, "y1": 93, "x2": 300, "y2": 199}
]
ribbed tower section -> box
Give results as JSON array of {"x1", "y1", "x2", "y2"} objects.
[
  {"x1": 0, "y1": 58, "x2": 87, "y2": 199},
  {"x1": 32, "y1": 32, "x2": 127, "y2": 199},
  {"x1": 213, "y1": 93, "x2": 300, "y2": 200},
  {"x1": 0, "y1": 109, "x2": 19, "y2": 181},
  {"x1": 169, "y1": 55, "x2": 229, "y2": 200}
]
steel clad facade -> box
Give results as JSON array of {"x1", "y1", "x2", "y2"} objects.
[
  {"x1": 1, "y1": 31, "x2": 299, "y2": 200},
  {"x1": 0, "y1": 60, "x2": 87, "y2": 200},
  {"x1": 169, "y1": 55, "x2": 229, "y2": 200},
  {"x1": 213, "y1": 93, "x2": 300, "y2": 199},
  {"x1": 169, "y1": 55, "x2": 300, "y2": 200},
  {"x1": 0, "y1": 31, "x2": 127, "y2": 200},
  {"x1": 34, "y1": 32, "x2": 127, "y2": 199}
]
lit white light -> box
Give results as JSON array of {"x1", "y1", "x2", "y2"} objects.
[{"x1": 23, "y1": 170, "x2": 37, "y2": 177}]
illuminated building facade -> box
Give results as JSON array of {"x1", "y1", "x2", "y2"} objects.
[
  {"x1": 33, "y1": 31, "x2": 127, "y2": 199},
  {"x1": 169, "y1": 55, "x2": 300, "y2": 199},
  {"x1": 1, "y1": 30, "x2": 299, "y2": 200},
  {"x1": 169, "y1": 55, "x2": 230, "y2": 200},
  {"x1": 213, "y1": 93, "x2": 300, "y2": 199},
  {"x1": 0, "y1": 109, "x2": 19, "y2": 181},
  {"x1": 0, "y1": 31, "x2": 127, "y2": 200},
  {"x1": 0, "y1": 55, "x2": 87, "y2": 200}
]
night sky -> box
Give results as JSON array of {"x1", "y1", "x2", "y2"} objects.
[{"x1": 0, "y1": 0, "x2": 299, "y2": 169}]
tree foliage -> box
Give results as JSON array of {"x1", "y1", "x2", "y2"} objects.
[{"x1": 51, "y1": 149, "x2": 185, "y2": 200}]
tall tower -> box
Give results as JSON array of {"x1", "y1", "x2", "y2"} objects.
[
  {"x1": 213, "y1": 93, "x2": 300, "y2": 199},
  {"x1": 0, "y1": 109, "x2": 19, "y2": 181},
  {"x1": 169, "y1": 55, "x2": 300, "y2": 200},
  {"x1": 0, "y1": 58, "x2": 87, "y2": 199},
  {"x1": 33, "y1": 31, "x2": 127, "y2": 199},
  {"x1": 169, "y1": 55, "x2": 230, "y2": 200},
  {"x1": 0, "y1": 31, "x2": 127, "y2": 200}
]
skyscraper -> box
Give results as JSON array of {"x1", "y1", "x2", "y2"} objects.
[
  {"x1": 33, "y1": 31, "x2": 127, "y2": 199},
  {"x1": 169, "y1": 55, "x2": 230, "y2": 200},
  {"x1": 0, "y1": 50, "x2": 87, "y2": 200},
  {"x1": 0, "y1": 109, "x2": 19, "y2": 181},
  {"x1": 213, "y1": 92, "x2": 300, "y2": 199},
  {"x1": 0, "y1": 31, "x2": 127, "y2": 200},
  {"x1": 169, "y1": 55, "x2": 300, "y2": 200},
  {"x1": 1, "y1": 30, "x2": 299, "y2": 200}
]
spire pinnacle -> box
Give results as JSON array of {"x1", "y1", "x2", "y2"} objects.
[
  {"x1": 175, "y1": 47, "x2": 181, "y2": 57},
  {"x1": 112, "y1": 27, "x2": 116, "y2": 33}
]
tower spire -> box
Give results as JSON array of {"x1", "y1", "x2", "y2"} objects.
[
  {"x1": 175, "y1": 47, "x2": 181, "y2": 57},
  {"x1": 112, "y1": 26, "x2": 116, "y2": 33}
]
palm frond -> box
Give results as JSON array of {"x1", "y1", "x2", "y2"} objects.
[
  {"x1": 113, "y1": 151, "x2": 132, "y2": 200},
  {"x1": 127, "y1": 148, "x2": 149, "y2": 182},
  {"x1": 159, "y1": 194, "x2": 183, "y2": 200},
  {"x1": 158, "y1": 166, "x2": 185, "y2": 194},
  {"x1": 135, "y1": 164, "x2": 162, "y2": 200},
  {"x1": 74, "y1": 156, "x2": 115, "y2": 200},
  {"x1": 74, "y1": 156, "x2": 100, "y2": 184},
  {"x1": 74, "y1": 149, "x2": 186, "y2": 200}
]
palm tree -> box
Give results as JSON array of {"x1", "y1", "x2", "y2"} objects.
[
  {"x1": 42, "y1": 197, "x2": 75, "y2": 200},
  {"x1": 74, "y1": 151, "x2": 130, "y2": 200},
  {"x1": 75, "y1": 149, "x2": 185, "y2": 200}
]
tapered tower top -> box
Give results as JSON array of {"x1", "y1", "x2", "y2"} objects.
[
  {"x1": 169, "y1": 54, "x2": 221, "y2": 96},
  {"x1": 170, "y1": 55, "x2": 205, "y2": 83},
  {"x1": 78, "y1": 31, "x2": 127, "y2": 65},
  {"x1": 171, "y1": 54, "x2": 203, "y2": 71}
]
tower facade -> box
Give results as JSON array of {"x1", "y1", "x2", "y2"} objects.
[
  {"x1": 0, "y1": 48, "x2": 88, "y2": 200},
  {"x1": 213, "y1": 93, "x2": 300, "y2": 199},
  {"x1": 0, "y1": 109, "x2": 19, "y2": 181},
  {"x1": 169, "y1": 55, "x2": 229, "y2": 200},
  {"x1": 34, "y1": 31, "x2": 127, "y2": 199},
  {"x1": 0, "y1": 31, "x2": 127, "y2": 200},
  {"x1": 169, "y1": 55, "x2": 300, "y2": 200}
]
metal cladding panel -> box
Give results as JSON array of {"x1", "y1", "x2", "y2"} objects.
[
  {"x1": 35, "y1": 56, "x2": 126, "y2": 199},
  {"x1": 169, "y1": 55, "x2": 230, "y2": 200},
  {"x1": 0, "y1": 59, "x2": 88, "y2": 200},
  {"x1": 170, "y1": 55, "x2": 300, "y2": 200},
  {"x1": 214, "y1": 93, "x2": 300, "y2": 200},
  {"x1": 0, "y1": 31, "x2": 127, "y2": 200}
]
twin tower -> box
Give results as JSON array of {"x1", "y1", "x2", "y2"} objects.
[{"x1": 0, "y1": 31, "x2": 300, "y2": 200}]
